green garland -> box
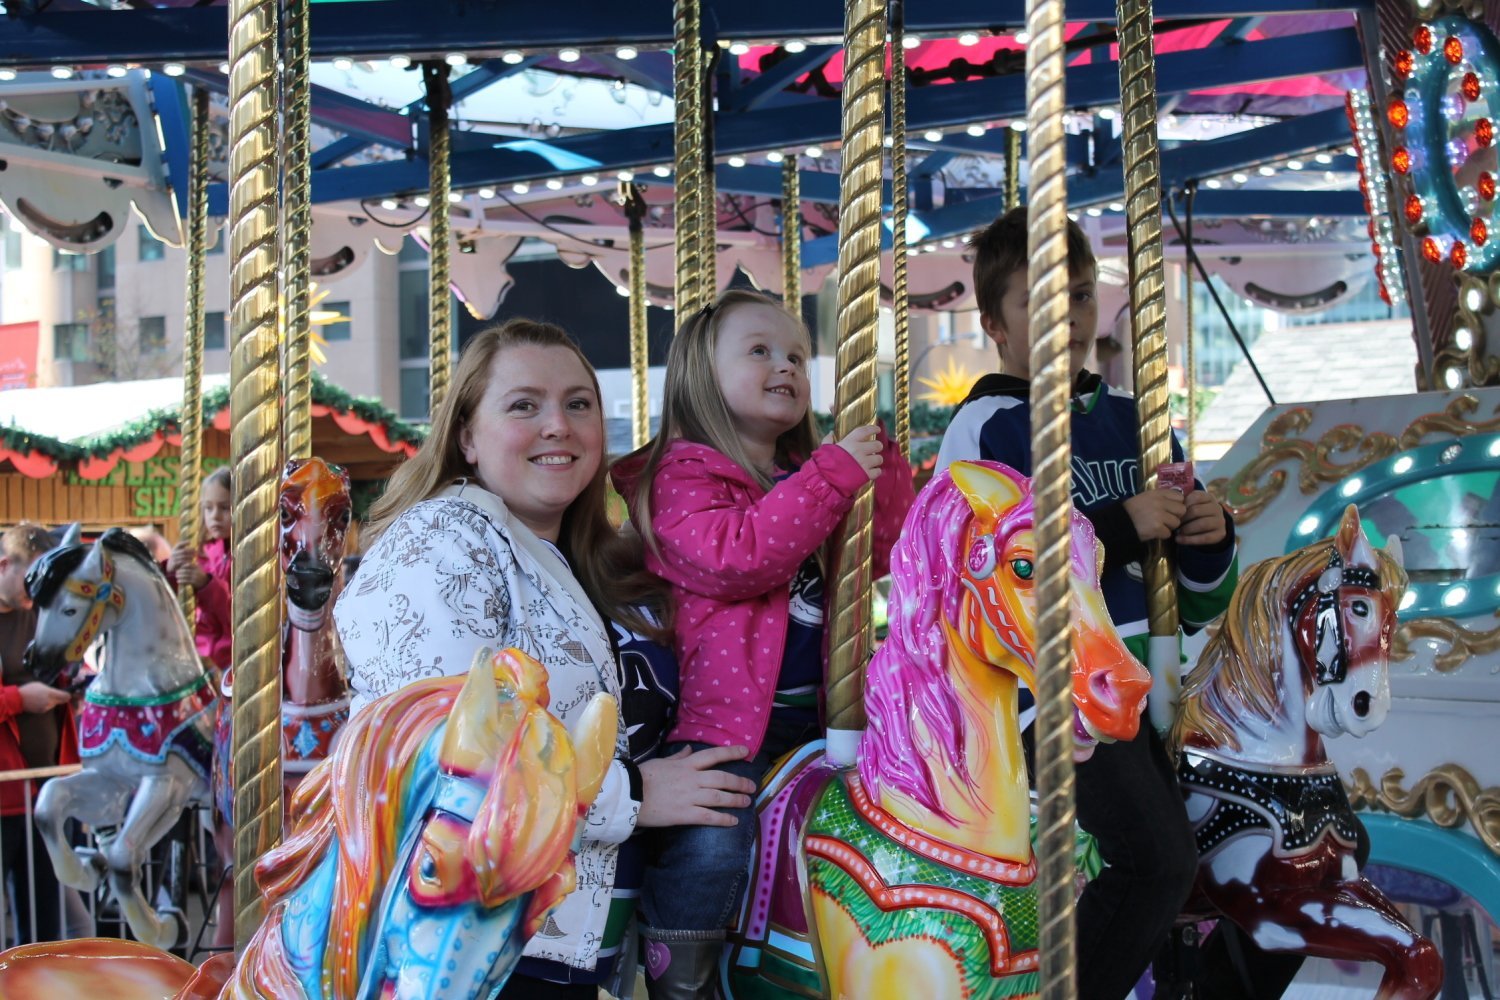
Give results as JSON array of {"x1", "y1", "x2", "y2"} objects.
[{"x1": 0, "y1": 425, "x2": 82, "y2": 462}]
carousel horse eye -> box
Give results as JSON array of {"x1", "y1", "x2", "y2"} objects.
[
  {"x1": 63, "y1": 607, "x2": 78, "y2": 617},
  {"x1": 1010, "y1": 558, "x2": 1034, "y2": 581},
  {"x1": 418, "y1": 849, "x2": 438, "y2": 883},
  {"x1": 1351, "y1": 600, "x2": 1370, "y2": 618},
  {"x1": 279, "y1": 505, "x2": 296, "y2": 527}
]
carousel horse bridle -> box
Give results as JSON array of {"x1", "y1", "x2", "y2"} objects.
[
  {"x1": 61, "y1": 549, "x2": 127, "y2": 664},
  {"x1": 1287, "y1": 551, "x2": 1380, "y2": 688}
]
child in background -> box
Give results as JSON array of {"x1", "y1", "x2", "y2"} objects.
[
  {"x1": 167, "y1": 466, "x2": 232, "y2": 670},
  {"x1": 613, "y1": 288, "x2": 915, "y2": 999}
]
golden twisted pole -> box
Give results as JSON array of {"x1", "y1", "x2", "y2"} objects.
[
  {"x1": 623, "y1": 183, "x2": 651, "y2": 449},
  {"x1": 176, "y1": 88, "x2": 211, "y2": 624},
  {"x1": 824, "y1": 0, "x2": 885, "y2": 767},
  {"x1": 424, "y1": 63, "x2": 453, "y2": 412},
  {"x1": 890, "y1": 0, "x2": 911, "y2": 459},
  {"x1": 1025, "y1": 2, "x2": 1076, "y2": 995},
  {"x1": 227, "y1": 0, "x2": 284, "y2": 947},
  {"x1": 1184, "y1": 185, "x2": 1197, "y2": 462},
  {"x1": 672, "y1": 0, "x2": 704, "y2": 315},
  {"x1": 1117, "y1": 0, "x2": 1180, "y2": 734},
  {"x1": 281, "y1": 0, "x2": 312, "y2": 462},
  {"x1": 699, "y1": 42, "x2": 717, "y2": 301},
  {"x1": 1006, "y1": 125, "x2": 1022, "y2": 212},
  {"x1": 781, "y1": 157, "x2": 801, "y2": 308}
]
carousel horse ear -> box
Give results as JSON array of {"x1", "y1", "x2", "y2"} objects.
[
  {"x1": 440, "y1": 647, "x2": 525, "y2": 777},
  {"x1": 1384, "y1": 532, "x2": 1404, "y2": 570},
  {"x1": 1335, "y1": 504, "x2": 1378, "y2": 571},
  {"x1": 570, "y1": 693, "x2": 618, "y2": 810},
  {"x1": 58, "y1": 522, "x2": 82, "y2": 549},
  {"x1": 950, "y1": 462, "x2": 1025, "y2": 524}
]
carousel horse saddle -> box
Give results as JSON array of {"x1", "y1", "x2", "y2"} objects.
[
  {"x1": 1179, "y1": 753, "x2": 1360, "y2": 857},
  {"x1": 77, "y1": 674, "x2": 217, "y2": 781}
]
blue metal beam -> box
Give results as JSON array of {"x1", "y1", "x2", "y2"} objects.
[
  {"x1": 182, "y1": 67, "x2": 412, "y2": 148},
  {"x1": 249, "y1": 28, "x2": 1360, "y2": 211},
  {"x1": 801, "y1": 107, "x2": 1362, "y2": 263},
  {"x1": 728, "y1": 45, "x2": 838, "y2": 112},
  {"x1": 0, "y1": 1, "x2": 1374, "y2": 67}
]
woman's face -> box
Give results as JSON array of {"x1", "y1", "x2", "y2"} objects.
[
  {"x1": 458, "y1": 344, "x2": 604, "y2": 542},
  {"x1": 201, "y1": 481, "x2": 232, "y2": 542}
]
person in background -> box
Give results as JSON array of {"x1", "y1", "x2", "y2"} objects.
[{"x1": 166, "y1": 466, "x2": 233, "y2": 671}]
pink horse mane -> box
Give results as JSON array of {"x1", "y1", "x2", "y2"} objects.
[{"x1": 858, "y1": 464, "x2": 1035, "y2": 820}]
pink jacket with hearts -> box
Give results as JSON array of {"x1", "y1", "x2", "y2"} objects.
[{"x1": 614, "y1": 436, "x2": 914, "y2": 755}]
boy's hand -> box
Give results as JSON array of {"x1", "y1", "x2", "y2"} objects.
[
  {"x1": 1176, "y1": 490, "x2": 1228, "y2": 547},
  {"x1": 1123, "y1": 488, "x2": 1186, "y2": 542},
  {"x1": 836, "y1": 425, "x2": 884, "y2": 482}
]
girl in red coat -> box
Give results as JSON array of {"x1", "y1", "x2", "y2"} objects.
[
  {"x1": 166, "y1": 465, "x2": 232, "y2": 670},
  {"x1": 614, "y1": 289, "x2": 914, "y2": 998}
]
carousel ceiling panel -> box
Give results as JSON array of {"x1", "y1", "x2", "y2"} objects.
[
  {"x1": 449, "y1": 234, "x2": 522, "y2": 320},
  {"x1": 0, "y1": 74, "x2": 181, "y2": 252}
]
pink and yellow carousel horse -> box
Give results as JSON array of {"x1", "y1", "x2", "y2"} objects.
[
  {"x1": 0, "y1": 646, "x2": 616, "y2": 1000},
  {"x1": 1170, "y1": 506, "x2": 1443, "y2": 1000},
  {"x1": 725, "y1": 461, "x2": 1152, "y2": 999}
]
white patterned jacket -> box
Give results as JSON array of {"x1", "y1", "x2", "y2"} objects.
[{"x1": 333, "y1": 481, "x2": 638, "y2": 971}]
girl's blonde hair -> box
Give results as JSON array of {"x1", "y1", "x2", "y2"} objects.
[
  {"x1": 368, "y1": 319, "x2": 670, "y2": 641},
  {"x1": 630, "y1": 288, "x2": 819, "y2": 546}
]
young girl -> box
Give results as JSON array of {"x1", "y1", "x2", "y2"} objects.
[
  {"x1": 613, "y1": 289, "x2": 914, "y2": 999},
  {"x1": 167, "y1": 465, "x2": 233, "y2": 670}
]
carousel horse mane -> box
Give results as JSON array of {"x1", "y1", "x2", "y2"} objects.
[
  {"x1": 860, "y1": 464, "x2": 1034, "y2": 818},
  {"x1": 26, "y1": 527, "x2": 170, "y2": 607},
  {"x1": 1170, "y1": 537, "x2": 1406, "y2": 755},
  {"x1": 231, "y1": 676, "x2": 460, "y2": 999}
]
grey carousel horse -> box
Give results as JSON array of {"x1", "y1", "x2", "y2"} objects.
[{"x1": 24, "y1": 528, "x2": 217, "y2": 948}]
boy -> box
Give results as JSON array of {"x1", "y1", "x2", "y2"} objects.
[{"x1": 936, "y1": 207, "x2": 1238, "y2": 1000}]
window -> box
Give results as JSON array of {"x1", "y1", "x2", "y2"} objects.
[
  {"x1": 398, "y1": 269, "x2": 429, "y2": 359},
  {"x1": 97, "y1": 245, "x2": 115, "y2": 290},
  {"x1": 139, "y1": 316, "x2": 167, "y2": 354},
  {"x1": 4, "y1": 227, "x2": 21, "y2": 270},
  {"x1": 399, "y1": 366, "x2": 430, "y2": 420},
  {"x1": 204, "y1": 311, "x2": 226, "y2": 351},
  {"x1": 138, "y1": 224, "x2": 165, "y2": 262},
  {"x1": 398, "y1": 235, "x2": 428, "y2": 263},
  {"x1": 53, "y1": 322, "x2": 90, "y2": 363},
  {"x1": 320, "y1": 300, "x2": 352, "y2": 342},
  {"x1": 53, "y1": 249, "x2": 89, "y2": 272}
]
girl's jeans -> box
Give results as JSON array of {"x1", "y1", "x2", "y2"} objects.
[{"x1": 640, "y1": 717, "x2": 818, "y2": 935}]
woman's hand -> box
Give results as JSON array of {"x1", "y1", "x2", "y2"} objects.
[{"x1": 636, "y1": 745, "x2": 757, "y2": 828}]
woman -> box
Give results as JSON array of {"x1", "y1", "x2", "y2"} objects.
[{"x1": 334, "y1": 319, "x2": 755, "y2": 998}]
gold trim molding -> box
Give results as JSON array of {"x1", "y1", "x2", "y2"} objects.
[
  {"x1": 1348, "y1": 764, "x2": 1500, "y2": 855},
  {"x1": 1208, "y1": 395, "x2": 1500, "y2": 523},
  {"x1": 1392, "y1": 613, "x2": 1500, "y2": 672}
]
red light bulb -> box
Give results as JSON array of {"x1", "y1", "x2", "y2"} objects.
[
  {"x1": 1472, "y1": 218, "x2": 1488, "y2": 246},
  {"x1": 1393, "y1": 147, "x2": 1413, "y2": 174},
  {"x1": 1445, "y1": 36, "x2": 1465, "y2": 64},
  {"x1": 1388, "y1": 96, "x2": 1410, "y2": 129},
  {"x1": 1478, "y1": 118, "x2": 1494, "y2": 147},
  {"x1": 1422, "y1": 236, "x2": 1441, "y2": 262},
  {"x1": 1414, "y1": 25, "x2": 1433, "y2": 54},
  {"x1": 1480, "y1": 172, "x2": 1496, "y2": 199},
  {"x1": 1405, "y1": 195, "x2": 1424, "y2": 224},
  {"x1": 1451, "y1": 241, "x2": 1468, "y2": 268},
  {"x1": 1463, "y1": 72, "x2": 1482, "y2": 101},
  {"x1": 1395, "y1": 49, "x2": 1414, "y2": 79}
]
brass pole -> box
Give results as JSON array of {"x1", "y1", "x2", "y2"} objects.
[
  {"x1": 424, "y1": 63, "x2": 453, "y2": 412},
  {"x1": 781, "y1": 158, "x2": 801, "y2": 309},
  {"x1": 227, "y1": 0, "x2": 284, "y2": 947},
  {"x1": 824, "y1": 0, "x2": 885, "y2": 766},
  {"x1": 1183, "y1": 184, "x2": 1197, "y2": 461},
  {"x1": 890, "y1": 0, "x2": 911, "y2": 459},
  {"x1": 673, "y1": 0, "x2": 704, "y2": 314},
  {"x1": 282, "y1": 0, "x2": 312, "y2": 462},
  {"x1": 623, "y1": 183, "x2": 651, "y2": 449},
  {"x1": 1117, "y1": 0, "x2": 1179, "y2": 737},
  {"x1": 177, "y1": 88, "x2": 211, "y2": 625},
  {"x1": 699, "y1": 42, "x2": 717, "y2": 301},
  {"x1": 1006, "y1": 126, "x2": 1022, "y2": 213},
  {"x1": 1026, "y1": 1, "x2": 1076, "y2": 995}
]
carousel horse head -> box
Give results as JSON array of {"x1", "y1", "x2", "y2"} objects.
[
  {"x1": 231, "y1": 646, "x2": 615, "y2": 1000},
  {"x1": 860, "y1": 460, "x2": 1152, "y2": 814},
  {"x1": 23, "y1": 527, "x2": 178, "y2": 685},
  {"x1": 1172, "y1": 505, "x2": 1407, "y2": 760},
  {"x1": 279, "y1": 457, "x2": 353, "y2": 631}
]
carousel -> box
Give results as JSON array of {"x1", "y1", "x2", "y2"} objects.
[{"x1": 0, "y1": 0, "x2": 1495, "y2": 998}]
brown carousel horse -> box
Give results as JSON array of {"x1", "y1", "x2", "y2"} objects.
[{"x1": 1169, "y1": 506, "x2": 1442, "y2": 1000}]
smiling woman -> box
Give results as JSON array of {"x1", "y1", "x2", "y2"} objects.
[{"x1": 332, "y1": 318, "x2": 759, "y2": 997}]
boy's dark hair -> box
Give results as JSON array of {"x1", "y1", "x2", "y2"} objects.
[{"x1": 970, "y1": 206, "x2": 1097, "y2": 325}]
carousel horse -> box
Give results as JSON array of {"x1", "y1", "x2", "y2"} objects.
[
  {"x1": 0, "y1": 646, "x2": 617, "y2": 1000},
  {"x1": 214, "y1": 457, "x2": 355, "y2": 828},
  {"x1": 1168, "y1": 506, "x2": 1443, "y2": 1000},
  {"x1": 723, "y1": 461, "x2": 1153, "y2": 999},
  {"x1": 23, "y1": 528, "x2": 218, "y2": 949}
]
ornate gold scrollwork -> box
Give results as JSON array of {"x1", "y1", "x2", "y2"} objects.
[
  {"x1": 1398, "y1": 393, "x2": 1500, "y2": 449},
  {"x1": 1348, "y1": 764, "x2": 1500, "y2": 855},
  {"x1": 1393, "y1": 612, "x2": 1500, "y2": 672},
  {"x1": 1207, "y1": 409, "x2": 1398, "y2": 522}
]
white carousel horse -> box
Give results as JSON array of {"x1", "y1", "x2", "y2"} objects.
[{"x1": 24, "y1": 527, "x2": 217, "y2": 949}]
